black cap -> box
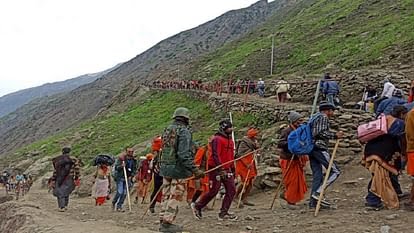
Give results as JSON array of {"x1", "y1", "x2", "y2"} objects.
[
  {"x1": 319, "y1": 101, "x2": 336, "y2": 111},
  {"x1": 62, "y1": 147, "x2": 71, "y2": 154},
  {"x1": 219, "y1": 119, "x2": 233, "y2": 130}
]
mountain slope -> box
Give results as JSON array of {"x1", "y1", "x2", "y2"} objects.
[
  {"x1": 0, "y1": 0, "x2": 294, "y2": 157},
  {"x1": 0, "y1": 63, "x2": 121, "y2": 117},
  {"x1": 192, "y1": 0, "x2": 414, "y2": 80}
]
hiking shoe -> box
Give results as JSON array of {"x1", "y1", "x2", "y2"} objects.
[
  {"x1": 149, "y1": 207, "x2": 155, "y2": 214},
  {"x1": 218, "y1": 212, "x2": 238, "y2": 221},
  {"x1": 111, "y1": 202, "x2": 116, "y2": 211},
  {"x1": 309, "y1": 199, "x2": 332, "y2": 209},
  {"x1": 191, "y1": 203, "x2": 202, "y2": 220},
  {"x1": 116, "y1": 208, "x2": 125, "y2": 212},
  {"x1": 58, "y1": 208, "x2": 65, "y2": 212},
  {"x1": 311, "y1": 193, "x2": 331, "y2": 206},
  {"x1": 365, "y1": 202, "x2": 384, "y2": 211},
  {"x1": 403, "y1": 202, "x2": 414, "y2": 211},
  {"x1": 159, "y1": 223, "x2": 183, "y2": 233}
]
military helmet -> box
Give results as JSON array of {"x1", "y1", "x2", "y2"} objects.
[{"x1": 172, "y1": 107, "x2": 190, "y2": 119}]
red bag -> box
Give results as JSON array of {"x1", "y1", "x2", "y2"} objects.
[{"x1": 357, "y1": 115, "x2": 387, "y2": 143}]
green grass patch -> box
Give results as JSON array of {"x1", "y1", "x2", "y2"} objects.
[{"x1": 4, "y1": 92, "x2": 262, "y2": 168}]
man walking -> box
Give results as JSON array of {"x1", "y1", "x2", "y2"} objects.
[
  {"x1": 149, "y1": 136, "x2": 163, "y2": 214},
  {"x1": 257, "y1": 78, "x2": 265, "y2": 97},
  {"x1": 276, "y1": 78, "x2": 290, "y2": 103},
  {"x1": 51, "y1": 147, "x2": 80, "y2": 212},
  {"x1": 277, "y1": 111, "x2": 308, "y2": 208},
  {"x1": 235, "y1": 128, "x2": 260, "y2": 207},
  {"x1": 308, "y1": 102, "x2": 343, "y2": 209},
  {"x1": 322, "y1": 74, "x2": 340, "y2": 106},
  {"x1": 159, "y1": 107, "x2": 204, "y2": 232},
  {"x1": 193, "y1": 119, "x2": 238, "y2": 221},
  {"x1": 112, "y1": 148, "x2": 137, "y2": 212}
]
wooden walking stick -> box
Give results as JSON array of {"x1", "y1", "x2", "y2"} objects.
[
  {"x1": 141, "y1": 184, "x2": 164, "y2": 219},
  {"x1": 122, "y1": 162, "x2": 132, "y2": 212},
  {"x1": 237, "y1": 152, "x2": 257, "y2": 208},
  {"x1": 314, "y1": 139, "x2": 340, "y2": 217},
  {"x1": 184, "y1": 149, "x2": 262, "y2": 181},
  {"x1": 270, "y1": 154, "x2": 295, "y2": 210}
]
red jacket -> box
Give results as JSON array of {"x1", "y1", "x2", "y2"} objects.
[{"x1": 208, "y1": 133, "x2": 235, "y2": 170}]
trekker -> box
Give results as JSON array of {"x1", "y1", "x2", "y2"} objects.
[
  {"x1": 149, "y1": 136, "x2": 163, "y2": 214},
  {"x1": 376, "y1": 89, "x2": 406, "y2": 117},
  {"x1": 322, "y1": 74, "x2": 340, "y2": 106},
  {"x1": 159, "y1": 107, "x2": 204, "y2": 232},
  {"x1": 257, "y1": 78, "x2": 265, "y2": 97},
  {"x1": 112, "y1": 148, "x2": 137, "y2": 212},
  {"x1": 405, "y1": 106, "x2": 414, "y2": 210},
  {"x1": 135, "y1": 153, "x2": 153, "y2": 204},
  {"x1": 308, "y1": 102, "x2": 343, "y2": 209},
  {"x1": 235, "y1": 128, "x2": 260, "y2": 207},
  {"x1": 51, "y1": 147, "x2": 80, "y2": 212},
  {"x1": 193, "y1": 119, "x2": 238, "y2": 221},
  {"x1": 187, "y1": 141, "x2": 210, "y2": 207},
  {"x1": 277, "y1": 111, "x2": 308, "y2": 208},
  {"x1": 92, "y1": 163, "x2": 111, "y2": 206},
  {"x1": 276, "y1": 78, "x2": 290, "y2": 103},
  {"x1": 362, "y1": 106, "x2": 408, "y2": 210},
  {"x1": 374, "y1": 78, "x2": 395, "y2": 111}
]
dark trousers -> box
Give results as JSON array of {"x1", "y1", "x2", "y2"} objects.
[
  {"x1": 391, "y1": 174, "x2": 402, "y2": 195},
  {"x1": 309, "y1": 149, "x2": 340, "y2": 205},
  {"x1": 150, "y1": 173, "x2": 163, "y2": 209},
  {"x1": 366, "y1": 173, "x2": 402, "y2": 206},
  {"x1": 195, "y1": 170, "x2": 236, "y2": 214},
  {"x1": 57, "y1": 196, "x2": 69, "y2": 209}
]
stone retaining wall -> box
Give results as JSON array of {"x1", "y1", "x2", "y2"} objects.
[{"x1": 186, "y1": 90, "x2": 373, "y2": 188}]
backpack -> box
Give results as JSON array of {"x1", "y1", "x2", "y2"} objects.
[
  {"x1": 287, "y1": 113, "x2": 321, "y2": 155},
  {"x1": 357, "y1": 114, "x2": 396, "y2": 143}
]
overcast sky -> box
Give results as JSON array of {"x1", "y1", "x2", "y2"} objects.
[{"x1": 0, "y1": 0, "x2": 261, "y2": 97}]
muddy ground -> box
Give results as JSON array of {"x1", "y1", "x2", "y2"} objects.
[{"x1": 1, "y1": 161, "x2": 413, "y2": 233}]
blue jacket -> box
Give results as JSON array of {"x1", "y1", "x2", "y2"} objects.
[
  {"x1": 376, "y1": 97, "x2": 407, "y2": 116},
  {"x1": 404, "y1": 102, "x2": 414, "y2": 111},
  {"x1": 322, "y1": 80, "x2": 340, "y2": 95}
]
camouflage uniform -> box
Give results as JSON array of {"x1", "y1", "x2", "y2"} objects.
[{"x1": 159, "y1": 108, "x2": 202, "y2": 231}]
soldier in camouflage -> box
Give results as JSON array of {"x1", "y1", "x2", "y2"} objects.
[{"x1": 159, "y1": 107, "x2": 204, "y2": 233}]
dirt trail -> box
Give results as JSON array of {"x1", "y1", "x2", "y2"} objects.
[{"x1": 2, "y1": 161, "x2": 414, "y2": 233}]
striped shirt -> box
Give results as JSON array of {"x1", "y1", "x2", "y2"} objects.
[{"x1": 311, "y1": 113, "x2": 337, "y2": 150}]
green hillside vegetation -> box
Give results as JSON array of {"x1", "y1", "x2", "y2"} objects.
[
  {"x1": 2, "y1": 92, "x2": 258, "y2": 170},
  {"x1": 193, "y1": 0, "x2": 414, "y2": 80}
]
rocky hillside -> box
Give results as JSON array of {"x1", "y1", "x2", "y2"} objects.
[
  {"x1": 192, "y1": 0, "x2": 414, "y2": 80},
  {"x1": 1, "y1": 0, "x2": 413, "y2": 158},
  {"x1": 0, "y1": 0, "x2": 294, "y2": 157},
  {"x1": 0, "y1": 64, "x2": 121, "y2": 118}
]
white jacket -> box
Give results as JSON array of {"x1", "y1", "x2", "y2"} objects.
[
  {"x1": 276, "y1": 80, "x2": 290, "y2": 93},
  {"x1": 381, "y1": 81, "x2": 395, "y2": 98}
]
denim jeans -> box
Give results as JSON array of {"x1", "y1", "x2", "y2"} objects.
[
  {"x1": 112, "y1": 178, "x2": 130, "y2": 209},
  {"x1": 326, "y1": 94, "x2": 335, "y2": 106},
  {"x1": 309, "y1": 149, "x2": 340, "y2": 206}
]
